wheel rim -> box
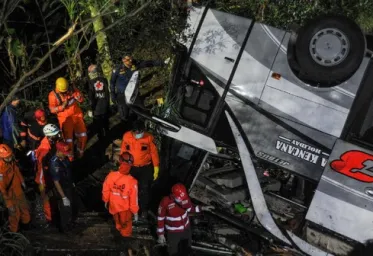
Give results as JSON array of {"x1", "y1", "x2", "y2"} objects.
[{"x1": 309, "y1": 28, "x2": 350, "y2": 67}]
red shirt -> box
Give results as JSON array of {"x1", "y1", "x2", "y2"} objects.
[{"x1": 157, "y1": 195, "x2": 200, "y2": 235}]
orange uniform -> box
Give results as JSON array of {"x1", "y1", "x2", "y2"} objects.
[
  {"x1": 34, "y1": 137, "x2": 54, "y2": 221},
  {"x1": 102, "y1": 169, "x2": 139, "y2": 237},
  {"x1": 0, "y1": 160, "x2": 30, "y2": 232},
  {"x1": 120, "y1": 131, "x2": 159, "y2": 167},
  {"x1": 35, "y1": 137, "x2": 52, "y2": 185},
  {"x1": 48, "y1": 87, "x2": 87, "y2": 159}
]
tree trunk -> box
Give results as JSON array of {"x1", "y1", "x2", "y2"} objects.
[{"x1": 87, "y1": 0, "x2": 113, "y2": 82}]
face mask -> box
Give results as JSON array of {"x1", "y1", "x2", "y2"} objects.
[
  {"x1": 135, "y1": 132, "x2": 144, "y2": 139},
  {"x1": 173, "y1": 196, "x2": 182, "y2": 203}
]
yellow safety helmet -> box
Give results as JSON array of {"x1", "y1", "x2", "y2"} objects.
[{"x1": 56, "y1": 77, "x2": 69, "y2": 92}]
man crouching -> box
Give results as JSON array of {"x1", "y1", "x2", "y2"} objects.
[{"x1": 102, "y1": 152, "x2": 139, "y2": 237}]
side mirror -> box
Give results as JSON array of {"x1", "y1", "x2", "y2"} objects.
[{"x1": 124, "y1": 71, "x2": 140, "y2": 105}]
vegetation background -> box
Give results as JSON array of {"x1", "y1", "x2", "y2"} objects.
[{"x1": 1, "y1": 0, "x2": 373, "y2": 253}]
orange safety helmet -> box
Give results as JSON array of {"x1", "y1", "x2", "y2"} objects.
[
  {"x1": 171, "y1": 183, "x2": 188, "y2": 202},
  {"x1": 0, "y1": 144, "x2": 13, "y2": 158}
]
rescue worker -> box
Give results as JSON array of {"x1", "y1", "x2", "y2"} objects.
[
  {"x1": 20, "y1": 109, "x2": 48, "y2": 150},
  {"x1": 110, "y1": 53, "x2": 170, "y2": 121},
  {"x1": 87, "y1": 64, "x2": 110, "y2": 140},
  {"x1": 48, "y1": 77, "x2": 87, "y2": 160},
  {"x1": 102, "y1": 152, "x2": 139, "y2": 237},
  {"x1": 0, "y1": 144, "x2": 31, "y2": 232},
  {"x1": 34, "y1": 123, "x2": 63, "y2": 223},
  {"x1": 120, "y1": 119, "x2": 159, "y2": 219},
  {"x1": 49, "y1": 141, "x2": 74, "y2": 233},
  {"x1": 157, "y1": 183, "x2": 214, "y2": 256},
  {"x1": 0, "y1": 95, "x2": 22, "y2": 150}
]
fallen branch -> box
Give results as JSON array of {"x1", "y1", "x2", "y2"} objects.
[
  {"x1": 17, "y1": 0, "x2": 152, "y2": 92},
  {"x1": 0, "y1": 1, "x2": 152, "y2": 114}
]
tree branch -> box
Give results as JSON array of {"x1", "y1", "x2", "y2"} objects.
[{"x1": 0, "y1": 0, "x2": 152, "y2": 114}]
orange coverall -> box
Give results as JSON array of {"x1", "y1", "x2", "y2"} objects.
[
  {"x1": 0, "y1": 160, "x2": 30, "y2": 232},
  {"x1": 34, "y1": 137, "x2": 53, "y2": 221},
  {"x1": 120, "y1": 131, "x2": 160, "y2": 167},
  {"x1": 102, "y1": 171, "x2": 139, "y2": 237},
  {"x1": 48, "y1": 88, "x2": 87, "y2": 159}
]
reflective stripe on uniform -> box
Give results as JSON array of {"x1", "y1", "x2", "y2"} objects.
[
  {"x1": 165, "y1": 219, "x2": 189, "y2": 231},
  {"x1": 39, "y1": 169, "x2": 44, "y2": 185},
  {"x1": 157, "y1": 228, "x2": 164, "y2": 233},
  {"x1": 157, "y1": 216, "x2": 165, "y2": 221},
  {"x1": 28, "y1": 129, "x2": 41, "y2": 141},
  {"x1": 65, "y1": 139, "x2": 73, "y2": 143},
  {"x1": 112, "y1": 192, "x2": 128, "y2": 199},
  {"x1": 165, "y1": 212, "x2": 188, "y2": 221},
  {"x1": 75, "y1": 132, "x2": 87, "y2": 137}
]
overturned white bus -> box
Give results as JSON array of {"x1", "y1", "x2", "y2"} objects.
[{"x1": 125, "y1": 4, "x2": 373, "y2": 256}]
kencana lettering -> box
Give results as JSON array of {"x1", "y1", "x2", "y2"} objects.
[
  {"x1": 275, "y1": 137, "x2": 328, "y2": 167},
  {"x1": 276, "y1": 141, "x2": 319, "y2": 164}
]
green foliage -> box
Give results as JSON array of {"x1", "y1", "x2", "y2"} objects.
[
  {"x1": 214, "y1": 0, "x2": 373, "y2": 33},
  {"x1": 60, "y1": 0, "x2": 82, "y2": 20}
]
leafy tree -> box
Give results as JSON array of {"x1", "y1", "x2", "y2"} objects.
[{"x1": 214, "y1": 0, "x2": 373, "y2": 33}]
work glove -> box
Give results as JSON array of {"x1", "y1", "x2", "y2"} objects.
[
  {"x1": 133, "y1": 213, "x2": 139, "y2": 222},
  {"x1": 39, "y1": 184, "x2": 45, "y2": 192},
  {"x1": 201, "y1": 205, "x2": 215, "y2": 211},
  {"x1": 62, "y1": 197, "x2": 71, "y2": 207},
  {"x1": 88, "y1": 110, "x2": 93, "y2": 118},
  {"x1": 153, "y1": 166, "x2": 160, "y2": 181},
  {"x1": 164, "y1": 57, "x2": 171, "y2": 65},
  {"x1": 157, "y1": 234, "x2": 166, "y2": 244}
]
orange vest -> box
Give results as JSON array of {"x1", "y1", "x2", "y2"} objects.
[
  {"x1": 120, "y1": 131, "x2": 160, "y2": 167},
  {"x1": 102, "y1": 171, "x2": 139, "y2": 215},
  {"x1": 34, "y1": 137, "x2": 52, "y2": 185},
  {"x1": 48, "y1": 88, "x2": 83, "y2": 119}
]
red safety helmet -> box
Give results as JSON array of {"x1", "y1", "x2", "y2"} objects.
[
  {"x1": 118, "y1": 152, "x2": 133, "y2": 175},
  {"x1": 119, "y1": 152, "x2": 134, "y2": 165},
  {"x1": 171, "y1": 183, "x2": 188, "y2": 202},
  {"x1": 34, "y1": 109, "x2": 46, "y2": 122},
  {"x1": 0, "y1": 144, "x2": 13, "y2": 159}
]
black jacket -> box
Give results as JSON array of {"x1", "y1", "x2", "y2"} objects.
[
  {"x1": 88, "y1": 76, "x2": 110, "y2": 116},
  {"x1": 110, "y1": 59, "x2": 164, "y2": 99}
]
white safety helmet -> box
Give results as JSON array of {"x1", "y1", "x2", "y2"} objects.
[{"x1": 43, "y1": 124, "x2": 60, "y2": 137}]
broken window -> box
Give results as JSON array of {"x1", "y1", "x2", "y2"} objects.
[{"x1": 180, "y1": 62, "x2": 218, "y2": 127}]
